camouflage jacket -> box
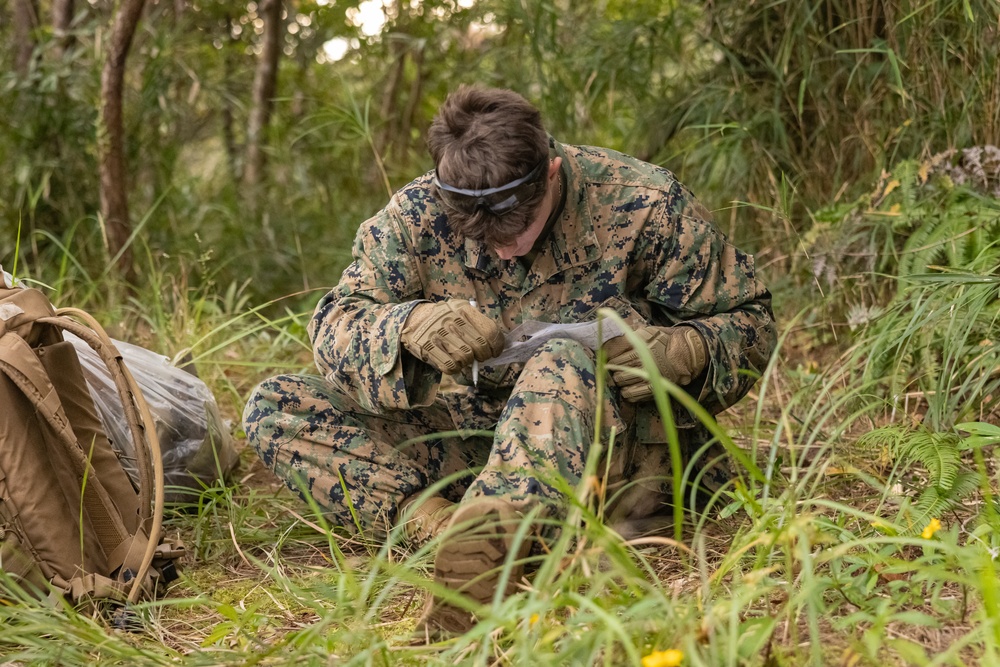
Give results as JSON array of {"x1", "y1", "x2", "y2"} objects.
[{"x1": 309, "y1": 140, "x2": 777, "y2": 440}]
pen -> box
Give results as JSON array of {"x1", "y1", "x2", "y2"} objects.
[{"x1": 469, "y1": 299, "x2": 479, "y2": 387}]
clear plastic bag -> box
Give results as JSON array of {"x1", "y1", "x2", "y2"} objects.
[
  {"x1": 66, "y1": 334, "x2": 239, "y2": 503},
  {"x1": 1, "y1": 266, "x2": 18, "y2": 288}
]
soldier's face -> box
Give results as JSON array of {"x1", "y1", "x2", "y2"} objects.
[
  {"x1": 493, "y1": 207, "x2": 549, "y2": 260},
  {"x1": 492, "y1": 158, "x2": 562, "y2": 260}
]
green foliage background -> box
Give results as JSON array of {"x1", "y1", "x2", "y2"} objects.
[
  {"x1": 4, "y1": 0, "x2": 997, "y2": 302},
  {"x1": 1, "y1": 0, "x2": 1000, "y2": 665}
]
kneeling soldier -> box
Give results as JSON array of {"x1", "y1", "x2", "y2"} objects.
[{"x1": 243, "y1": 85, "x2": 777, "y2": 635}]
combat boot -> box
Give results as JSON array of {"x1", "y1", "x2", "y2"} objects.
[
  {"x1": 397, "y1": 494, "x2": 455, "y2": 546},
  {"x1": 415, "y1": 496, "x2": 529, "y2": 637}
]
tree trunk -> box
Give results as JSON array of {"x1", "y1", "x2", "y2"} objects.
[
  {"x1": 98, "y1": 0, "x2": 147, "y2": 283},
  {"x1": 13, "y1": 0, "x2": 40, "y2": 75},
  {"x1": 243, "y1": 0, "x2": 282, "y2": 191},
  {"x1": 397, "y1": 41, "x2": 426, "y2": 169},
  {"x1": 219, "y1": 13, "x2": 241, "y2": 183},
  {"x1": 376, "y1": 36, "x2": 407, "y2": 161},
  {"x1": 52, "y1": 0, "x2": 75, "y2": 52},
  {"x1": 221, "y1": 64, "x2": 240, "y2": 183}
]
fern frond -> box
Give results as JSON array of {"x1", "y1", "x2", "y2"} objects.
[
  {"x1": 857, "y1": 425, "x2": 961, "y2": 491},
  {"x1": 908, "y1": 429, "x2": 961, "y2": 491},
  {"x1": 857, "y1": 424, "x2": 907, "y2": 452},
  {"x1": 909, "y1": 471, "x2": 979, "y2": 530},
  {"x1": 945, "y1": 212, "x2": 971, "y2": 267},
  {"x1": 898, "y1": 216, "x2": 937, "y2": 276},
  {"x1": 899, "y1": 214, "x2": 962, "y2": 276}
]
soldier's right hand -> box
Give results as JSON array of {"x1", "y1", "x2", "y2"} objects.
[{"x1": 400, "y1": 300, "x2": 505, "y2": 374}]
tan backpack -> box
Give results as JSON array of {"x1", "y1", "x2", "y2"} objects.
[{"x1": 0, "y1": 282, "x2": 181, "y2": 605}]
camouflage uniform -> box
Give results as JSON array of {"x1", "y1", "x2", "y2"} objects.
[{"x1": 244, "y1": 139, "x2": 776, "y2": 537}]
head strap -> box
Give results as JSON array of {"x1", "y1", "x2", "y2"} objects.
[{"x1": 433, "y1": 159, "x2": 547, "y2": 216}]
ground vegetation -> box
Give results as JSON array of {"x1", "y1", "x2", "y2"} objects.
[{"x1": 1, "y1": 1, "x2": 999, "y2": 664}]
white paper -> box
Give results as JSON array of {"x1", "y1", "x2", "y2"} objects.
[{"x1": 486, "y1": 319, "x2": 626, "y2": 365}]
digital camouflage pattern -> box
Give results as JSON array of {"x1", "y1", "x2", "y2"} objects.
[
  {"x1": 245, "y1": 338, "x2": 653, "y2": 536},
  {"x1": 244, "y1": 139, "x2": 777, "y2": 536}
]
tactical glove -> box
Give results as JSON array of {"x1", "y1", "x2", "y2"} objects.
[
  {"x1": 603, "y1": 325, "x2": 708, "y2": 402},
  {"x1": 400, "y1": 300, "x2": 505, "y2": 375}
]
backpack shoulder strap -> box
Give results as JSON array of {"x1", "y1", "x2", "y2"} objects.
[
  {"x1": 40, "y1": 313, "x2": 156, "y2": 517},
  {"x1": 0, "y1": 333, "x2": 76, "y2": 445},
  {"x1": 39, "y1": 308, "x2": 168, "y2": 604},
  {"x1": 0, "y1": 330, "x2": 143, "y2": 588},
  {"x1": 1, "y1": 290, "x2": 171, "y2": 604}
]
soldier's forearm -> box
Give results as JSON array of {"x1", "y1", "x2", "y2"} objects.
[
  {"x1": 310, "y1": 294, "x2": 435, "y2": 412},
  {"x1": 681, "y1": 295, "x2": 777, "y2": 414}
]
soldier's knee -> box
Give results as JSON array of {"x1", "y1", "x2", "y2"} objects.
[
  {"x1": 526, "y1": 338, "x2": 596, "y2": 374},
  {"x1": 242, "y1": 374, "x2": 300, "y2": 446}
]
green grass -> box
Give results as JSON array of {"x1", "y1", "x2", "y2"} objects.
[
  {"x1": 2, "y1": 240, "x2": 1000, "y2": 666},
  {"x1": 4, "y1": 0, "x2": 1000, "y2": 660},
  {"x1": 3, "y1": 145, "x2": 1000, "y2": 664}
]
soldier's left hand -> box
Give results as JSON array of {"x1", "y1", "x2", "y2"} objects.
[{"x1": 603, "y1": 326, "x2": 708, "y2": 402}]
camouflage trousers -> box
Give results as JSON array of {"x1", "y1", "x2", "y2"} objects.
[{"x1": 243, "y1": 338, "x2": 725, "y2": 539}]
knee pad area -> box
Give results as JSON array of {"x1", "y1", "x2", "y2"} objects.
[
  {"x1": 520, "y1": 338, "x2": 597, "y2": 388},
  {"x1": 525, "y1": 338, "x2": 594, "y2": 369}
]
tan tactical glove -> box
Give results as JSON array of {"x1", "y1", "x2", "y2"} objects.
[
  {"x1": 603, "y1": 325, "x2": 708, "y2": 402},
  {"x1": 400, "y1": 300, "x2": 505, "y2": 375}
]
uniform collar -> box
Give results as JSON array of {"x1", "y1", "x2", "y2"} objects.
[{"x1": 463, "y1": 138, "x2": 601, "y2": 288}]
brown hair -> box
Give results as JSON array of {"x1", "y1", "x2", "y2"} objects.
[{"x1": 426, "y1": 86, "x2": 549, "y2": 247}]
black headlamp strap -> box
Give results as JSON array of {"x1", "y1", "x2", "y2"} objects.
[{"x1": 434, "y1": 159, "x2": 545, "y2": 198}]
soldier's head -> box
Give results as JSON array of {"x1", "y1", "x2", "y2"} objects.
[{"x1": 427, "y1": 86, "x2": 561, "y2": 256}]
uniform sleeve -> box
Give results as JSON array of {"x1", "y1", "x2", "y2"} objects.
[
  {"x1": 641, "y1": 188, "x2": 777, "y2": 416},
  {"x1": 307, "y1": 206, "x2": 438, "y2": 412}
]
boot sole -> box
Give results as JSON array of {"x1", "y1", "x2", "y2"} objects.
[{"x1": 417, "y1": 497, "x2": 528, "y2": 635}]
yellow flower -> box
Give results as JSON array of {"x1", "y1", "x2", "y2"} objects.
[
  {"x1": 642, "y1": 649, "x2": 683, "y2": 667},
  {"x1": 921, "y1": 518, "x2": 942, "y2": 540},
  {"x1": 529, "y1": 613, "x2": 540, "y2": 626}
]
